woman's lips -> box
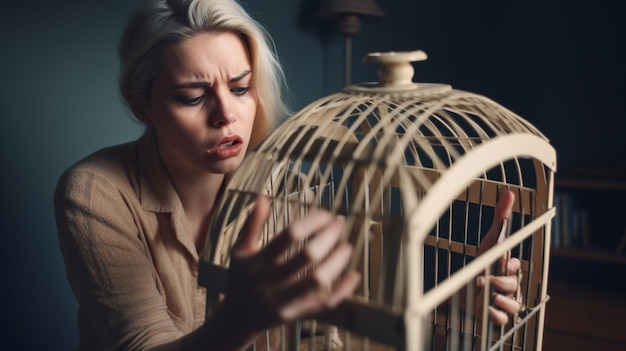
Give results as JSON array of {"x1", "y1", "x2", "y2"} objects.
[{"x1": 208, "y1": 135, "x2": 244, "y2": 159}]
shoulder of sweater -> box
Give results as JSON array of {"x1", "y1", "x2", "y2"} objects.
[{"x1": 56, "y1": 141, "x2": 137, "y2": 195}]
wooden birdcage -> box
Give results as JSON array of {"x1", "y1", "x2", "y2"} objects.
[{"x1": 199, "y1": 51, "x2": 556, "y2": 351}]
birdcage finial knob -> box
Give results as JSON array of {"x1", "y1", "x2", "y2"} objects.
[{"x1": 363, "y1": 50, "x2": 427, "y2": 87}]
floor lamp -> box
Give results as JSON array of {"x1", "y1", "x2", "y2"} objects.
[{"x1": 318, "y1": 0, "x2": 384, "y2": 86}]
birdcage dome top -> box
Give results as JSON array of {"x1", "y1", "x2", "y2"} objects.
[{"x1": 202, "y1": 50, "x2": 556, "y2": 266}]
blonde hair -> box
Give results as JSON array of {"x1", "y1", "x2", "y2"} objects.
[{"x1": 119, "y1": 0, "x2": 289, "y2": 147}]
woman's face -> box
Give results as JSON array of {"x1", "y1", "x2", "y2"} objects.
[{"x1": 142, "y1": 31, "x2": 257, "y2": 176}]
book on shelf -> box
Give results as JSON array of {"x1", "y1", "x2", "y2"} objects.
[
  {"x1": 553, "y1": 164, "x2": 626, "y2": 256},
  {"x1": 551, "y1": 191, "x2": 590, "y2": 250}
]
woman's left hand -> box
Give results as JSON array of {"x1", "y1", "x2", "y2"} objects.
[{"x1": 476, "y1": 190, "x2": 522, "y2": 325}]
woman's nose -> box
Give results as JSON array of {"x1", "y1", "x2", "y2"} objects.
[{"x1": 210, "y1": 95, "x2": 237, "y2": 127}]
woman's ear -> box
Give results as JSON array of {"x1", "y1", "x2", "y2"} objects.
[
  {"x1": 132, "y1": 106, "x2": 152, "y2": 124},
  {"x1": 125, "y1": 92, "x2": 152, "y2": 124}
]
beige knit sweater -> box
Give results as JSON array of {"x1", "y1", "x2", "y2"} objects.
[{"x1": 54, "y1": 128, "x2": 206, "y2": 350}]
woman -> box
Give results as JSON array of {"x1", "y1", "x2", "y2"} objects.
[{"x1": 54, "y1": 0, "x2": 520, "y2": 350}]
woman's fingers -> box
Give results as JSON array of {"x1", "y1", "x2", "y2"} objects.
[
  {"x1": 269, "y1": 216, "x2": 346, "y2": 284},
  {"x1": 477, "y1": 275, "x2": 518, "y2": 295},
  {"x1": 506, "y1": 257, "x2": 521, "y2": 276},
  {"x1": 495, "y1": 254, "x2": 520, "y2": 283},
  {"x1": 276, "y1": 242, "x2": 353, "y2": 303},
  {"x1": 472, "y1": 190, "x2": 522, "y2": 326},
  {"x1": 478, "y1": 190, "x2": 515, "y2": 256},
  {"x1": 275, "y1": 245, "x2": 360, "y2": 321},
  {"x1": 489, "y1": 306, "x2": 509, "y2": 325},
  {"x1": 325, "y1": 270, "x2": 361, "y2": 308},
  {"x1": 493, "y1": 294, "x2": 521, "y2": 314},
  {"x1": 258, "y1": 210, "x2": 335, "y2": 265},
  {"x1": 225, "y1": 197, "x2": 361, "y2": 332},
  {"x1": 266, "y1": 212, "x2": 359, "y2": 320}
]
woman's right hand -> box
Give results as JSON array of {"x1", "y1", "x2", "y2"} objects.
[{"x1": 221, "y1": 195, "x2": 361, "y2": 334}]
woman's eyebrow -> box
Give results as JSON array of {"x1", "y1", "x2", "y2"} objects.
[
  {"x1": 171, "y1": 70, "x2": 251, "y2": 90},
  {"x1": 171, "y1": 81, "x2": 209, "y2": 90},
  {"x1": 230, "y1": 70, "x2": 251, "y2": 83}
]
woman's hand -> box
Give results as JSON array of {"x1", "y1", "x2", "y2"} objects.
[
  {"x1": 476, "y1": 190, "x2": 522, "y2": 325},
  {"x1": 223, "y1": 195, "x2": 361, "y2": 334}
]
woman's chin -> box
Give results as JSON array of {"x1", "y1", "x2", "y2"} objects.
[{"x1": 204, "y1": 157, "x2": 244, "y2": 175}]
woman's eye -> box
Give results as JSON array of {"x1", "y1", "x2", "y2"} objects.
[
  {"x1": 179, "y1": 95, "x2": 205, "y2": 106},
  {"x1": 232, "y1": 86, "x2": 251, "y2": 96}
]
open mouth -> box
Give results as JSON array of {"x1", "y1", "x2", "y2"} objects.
[
  {"x1": 208, "y1": 135, "x2": 244, "y2": 159},
  {"x1": 218, "y1": 140, "x2": 237, "y2": 149}
]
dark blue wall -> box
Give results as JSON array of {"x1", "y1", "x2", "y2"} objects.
[{"x1": 1, "y1": 0, "x2": 623, "y2": 349}]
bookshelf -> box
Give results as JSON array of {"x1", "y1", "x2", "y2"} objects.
[
  {"x1": 550, "y1": 167, "x2": 626, "y2": 292},
  {"x1": 550, "y1": 247, "x2": 626, "y2": 265},
  {"x1": 552, "y1": 172, "x2": 626, "y2": 259},
  {"x1": 543, "y1": 167, "x2": 626, "y2": 350}
]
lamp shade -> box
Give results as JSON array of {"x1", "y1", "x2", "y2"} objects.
[{"x1": 318, "y1": 0, "x2": 384, "y2": 18}]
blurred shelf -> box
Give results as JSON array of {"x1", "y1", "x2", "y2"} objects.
[
  {"x1": 555, "y1": 178, "x2": 626, "y2": 191},
  {"x1": 550, "y1": 247, "x2": 626, "y2": 264},
  {"x1": 546, "y1": 167, "x2": 626, "y2": 350}
]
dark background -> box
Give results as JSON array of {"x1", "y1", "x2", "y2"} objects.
[{"x1": 1, "y1": 0, "x2": 623, "y2": 348}]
